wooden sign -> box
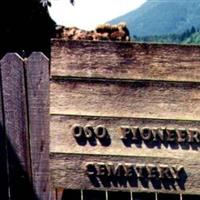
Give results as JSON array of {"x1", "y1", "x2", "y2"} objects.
[{"x1": 50, "y1": 40, "x2": 200, "y2": 194}]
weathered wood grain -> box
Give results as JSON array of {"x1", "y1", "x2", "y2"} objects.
[
  {"x1": 50, "y1": 115, "x2": 200, "y2": 194},
  {"x1": 50, "y1": 115, "x2": 200, "y2": 157},
  {"x1": 26, "y1": 52, "x2": 50, "y2": 199},
  {"x1": 0, "y1": 55, "x2": 8, "y2": 199},
  {"x1": 50, "y1": 80, "x2": 200, "y2": 120},
  {"x1": 50, "y1": 153, "x2": 200, "y2": 194},
  {"x1": 51, "y1": 40, "x2": 200, "y2": 82},
  {"x1": 1, "y1": 53, "x2": 31, "y2": 199},
  {"x1": 50, "y1": 40, "x2": 200, "y2": 196}
]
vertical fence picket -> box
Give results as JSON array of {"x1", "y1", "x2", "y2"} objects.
[
  {"x1": 26, "y1": 52, "x2": 50, "y2": 200},
  {"x1": 0, "y1": 57, "x2": 9, "y2": 200},
  {"x1": 1, "y1": 53, "x2": 32, "y2": 199}
]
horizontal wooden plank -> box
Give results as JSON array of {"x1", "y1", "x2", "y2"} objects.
[
  {"x1": 50, "y1": 153, "x2": 200, "y2": 194},
  {"x1": 50, "y1": 115, "x2": 200, "y2": 194},
  {"x1": 51, "y1": 40, "x2": 200, "y2": 82},
  {"x1": 50, "y1": 115, "x2": 200, "y2": 157},
  {"x1": 50, "y1": 40, "x2": 200, "y2": 195},
  {"x1": 50, "y1": 80, "x2": 200, "y2": 120}
]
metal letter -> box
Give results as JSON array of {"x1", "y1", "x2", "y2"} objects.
[
  {"x1": 86, "y1": 162, "x2": 97, "y2": 176},
  {"x1": 96, "y1": 163, "x2": 109, "y2": 176},
  {"x1": 139, "y1": 127, "x2": 153, "y2": 141},
  {"x1": 166, "y1": 128, "x2": 177, "y2": 142},
  {"x1": 95, "y1": 125, "x2": 108, "y2": 139},
  {"x1": 172, "y1": 165, "x2": 184, "y2": 179},
  {"x1": 147, "y1": 164, "x2": 159, "y2": 179},
  {"x1": 84, "y1": 125, "x2": 95, "y2": 138},
  {"x1": 152, "y1": 127, "x2": 165, "y2": 142},
  {"x1": 177, "y1": 128, "x2": 188, "y2": 143},
  {"x1": 120, "y1": 126, "x2": 133, "y2": 140},
  {"x1": 188, "y1": 129, "x2": 200, "y2": 143},
  {"x1": 135, "y1": 164, "x2": 147, "y2": 178},
  {"x1": 72, "y1": 124, "x2": 84, "y2": 138},
  {"x1": 159, "y1": 164, "x2": 173, "y2": 179}
]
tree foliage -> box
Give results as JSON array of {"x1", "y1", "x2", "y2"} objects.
[
  {"x1": 134, "y1": 26, "x2": 200, "y2": 45},
  {"x1": 0, "y1": 0, "x2": 74, "y2": 58}
]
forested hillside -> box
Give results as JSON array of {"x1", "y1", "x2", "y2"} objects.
[
  {"x1": 110, "y1": 0, "x2": 200, "y2": 37},
  {"x1": 134, "y1": 26, "x2": 200, "y2": 45}
]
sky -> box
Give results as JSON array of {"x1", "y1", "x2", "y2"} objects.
[{"x1": 49, "y1": 0, "x2": 146, "y2": 30}]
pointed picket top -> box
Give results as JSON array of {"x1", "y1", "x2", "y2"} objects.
[
  {"x1": 0, "y1": 53, "x2": 25, "y2": 86},
  {"x1": 0, "y1": 51, "x2": 32, "y2": 198},
  {"x1": 27, "y1": 52, "x2": 49, "y2": 64},
  {"x1": 26, "y1": 52, "x2": 49, "y2": 78},
  {"x1": 1, "y1": 52, "x2": 23, "y2": 63}
]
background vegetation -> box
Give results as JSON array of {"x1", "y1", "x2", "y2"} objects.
[
  {"x1": 111, "y1": 0, "x2": 200, "y2": 37},
  {"x1": 134, "y1": 26, "x2": 200, "y2": 45}
]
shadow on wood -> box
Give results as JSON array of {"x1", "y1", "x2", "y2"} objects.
[{"x1": 0, "y1": 52, "x2": 50, "y2": 199}]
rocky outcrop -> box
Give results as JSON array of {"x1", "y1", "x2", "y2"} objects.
[{"x1": 55, "y1": 23, "x2": 130, "y2": 41}]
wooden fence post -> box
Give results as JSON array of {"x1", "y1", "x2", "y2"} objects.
[
  {"x1": 0, "y1": 52, "x2": 50, "y2": 199},
  {"x1": 25, "y1": 52, "x2": 50, "y2": 200},
  {"x1": 1, "y1": 53, "x2": 32, "y2": 199},
  {"x1": 0, "y1": 54, "x2": 9, "y2": 200}
]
